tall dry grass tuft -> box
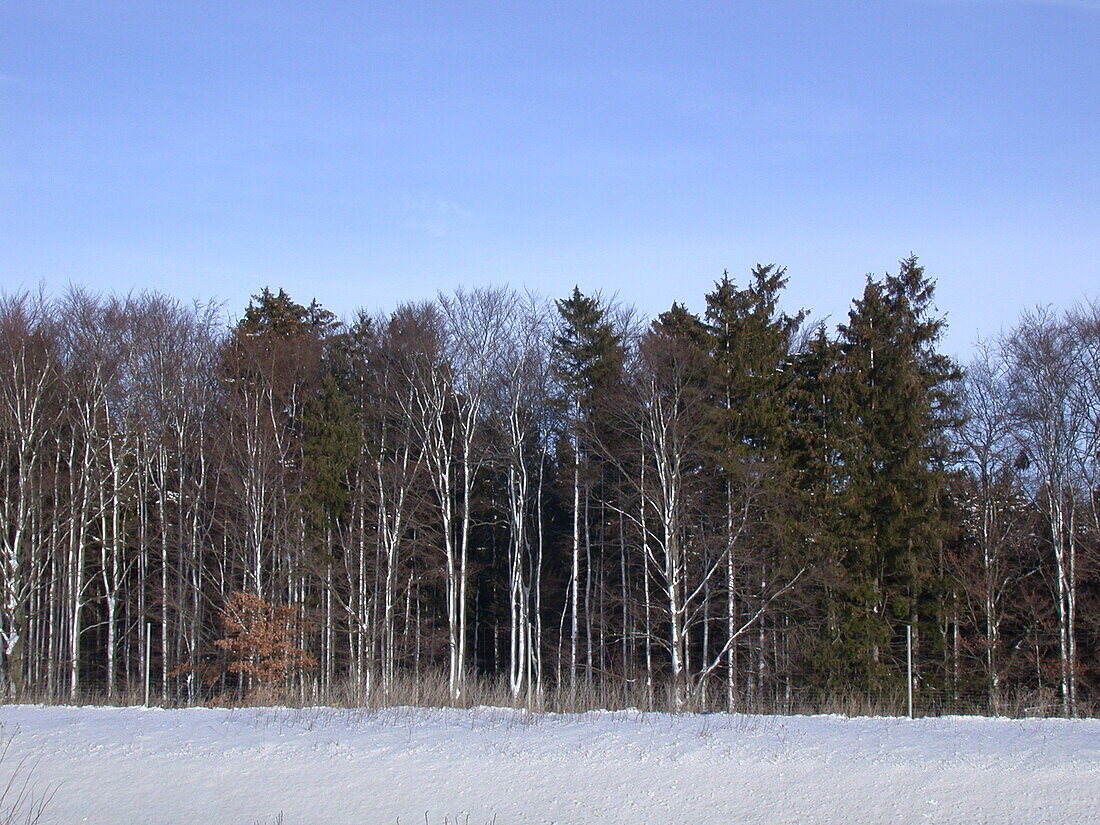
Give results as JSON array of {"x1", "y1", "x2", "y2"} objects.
[{"x1": 0, "y1": 729, "x2": 53, "y2": 825}]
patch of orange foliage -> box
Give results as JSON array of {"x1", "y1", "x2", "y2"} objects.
[{"x1": 215, "y1": 591, "x2": 316, "y2": 689}]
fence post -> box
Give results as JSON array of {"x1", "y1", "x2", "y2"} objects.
[
  {"x1": 144, "y1": 622, "x2": 152, "y2": 707},
  {"x1": 906, "y1": 623, "x2": 914, "y2": 719}
]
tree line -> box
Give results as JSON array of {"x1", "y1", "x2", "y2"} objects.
[{"x1": 0, "y1": 258, "x2": 1097, "y2": 714}]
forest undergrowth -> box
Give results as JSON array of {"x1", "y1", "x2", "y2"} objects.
[{"x1": 7, "y1": 669, "x2": 1085, "y2": 719}]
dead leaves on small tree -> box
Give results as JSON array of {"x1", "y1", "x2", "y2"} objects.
[{"x1": 181, "y1": 591, "x2": 316, "y2": 706}]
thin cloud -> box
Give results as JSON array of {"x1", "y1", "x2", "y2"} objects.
[{"x1": 399, "y1": 193, "x2": 477, "y2": 240}]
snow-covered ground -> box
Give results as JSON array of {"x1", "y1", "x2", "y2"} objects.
[{"x1": 0, "y1": 705, "x2": 1097, "y2": 825}]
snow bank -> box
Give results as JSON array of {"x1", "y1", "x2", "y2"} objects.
[{"x1": 1, "y1": 705, "x2": 1096, "y2": 824}]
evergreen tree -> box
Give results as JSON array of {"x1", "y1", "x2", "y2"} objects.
[
  {"x1": 704, "y1": 265, "x2": 804, "y2": 461},
  {"x1": 301, "y1": 374, "x2": 361, "y2": 537},
  {"x1": 221, "y1": 287, "x2": 340, "y2": 598},
  {"x1": 237, "y1": 287, "x2": 339, "y2": 338},
  {"x1": 552, "y1": 287, "x2": 626, "y2": 417},
  {"x1": 654, "y1": 302, "x2": 709, "y2": 350},
  {"x1": 551, "y1": 287, "x2": 627, "y2": 685},
  {"x1": 828, "y1": 256, "x2": 961, "y2": 694},
  {"x1": 702, "y1": 265, "x2": 805, "y2": 706},
  {"x1": 784, "y1": 325, "x2": 852, "y2": 692}
]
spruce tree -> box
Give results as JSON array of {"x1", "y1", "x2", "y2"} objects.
[
  {"x1": 702, "y1": 265, "x2": 804, "y2": 707},
  {"x1": 829, "y1": 256, "x2": 961, "y2": 695},
  {"x1": 785, "y1": 326, "x2": 852, "y2": 692},
  {"x1": 223, "y1": 287, "x2": 340, "y2": 598},
  {"x1": 552, "y1": 287, "x2": 625, "y2": 417},
  {"x1": 301, "y1": 374, "x2": 361, "y2": 538},
  {"x1": 704, "y1": 265, "x2": 803, "y2": 461},
  {"x1": 237, "y1": 287, "x2": 338, "y2": 338},
  {"x1": 551, "y1": 287, "x2": 626, "y2": 686}
]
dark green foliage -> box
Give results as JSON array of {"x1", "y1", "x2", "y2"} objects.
[
  {"x1": 821, "y1": 256, "x2": 962, "y2": 693},
  {"x1": 649, "y1": 302, "x2": 710, "y2": 406},
  {"x1": 225, "y1": 287, "x2": 336, "y2": 398},
  {"x1": 654, "y1": 302, "x2": 709, "y2": 349},
  {"x1": 552, "y1": 287, "x2": 626, "y2": 417},
  {"x1": 237, "y1": 287, "x2": 339, "y2": 338},
  {"x1": 550, "y1": 285, "x2": 630, "y2": 502},
  {"x1": 301, "y1": 375, "x2": 361, "y2": 534},
  {"x1": 786, "y1": 326, "x2": 846, "y2": 493},
  {"x1": 704, "y1": 265, "x2": 804, "y2": 462}
]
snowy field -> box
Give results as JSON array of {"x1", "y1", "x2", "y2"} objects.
[{"x1": 0, "y1": 705, "x2": 1097, "y2": 825}]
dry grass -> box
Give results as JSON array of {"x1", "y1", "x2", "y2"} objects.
[
  {"x1": 8, "y1": 669, "x2": 1090, "y2": 718},
  {"x1": 0, "y1": 728, "x2": 53, "y2": 825}
]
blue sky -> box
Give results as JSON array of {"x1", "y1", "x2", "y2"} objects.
[{"x1": 2, "y1": 0, "x2": 1098, "y2": 357}]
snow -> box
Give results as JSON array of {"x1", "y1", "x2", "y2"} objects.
[{"x1": 0, "y1": 705, "x2": 1097, "y2": 825}]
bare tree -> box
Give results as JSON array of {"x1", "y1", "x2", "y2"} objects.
[
  {"x1": 955, "y1": 341, "x2": 1029, "y2": 707},
  {"x1": 391, "y1": 290, "x2": 514, "y2": 698},
  {"x1": 494, "y1": 294, "x2": 553, "y2": 701},
  {"x1": 0, "y1": 293, "x2": 60, "y2": 695},
  {"x1": 1003, "y1": 307, "x2": 1085, "y2": 714}
]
